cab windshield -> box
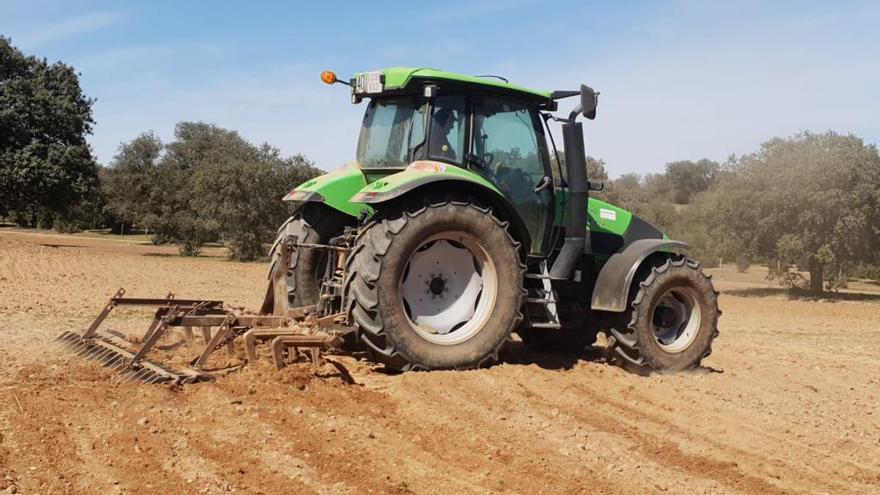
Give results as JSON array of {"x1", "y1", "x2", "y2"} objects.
[{"x1": 356, "y1": 97, "x2": 426, "y2": 168}]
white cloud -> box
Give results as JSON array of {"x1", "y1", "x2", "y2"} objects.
[{"x1": 13, "y1": 11, "x2": 127, "y2": 48}]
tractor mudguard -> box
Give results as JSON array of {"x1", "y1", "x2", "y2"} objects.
[
  {"x1": 350, "y1": 161, "x2": 532, "y2": 250},
  {"x1": 590, "y1": 239, "x2": 690, "y2": 312},
  {"x1": 350, "y1": 161, "x2": 503, "y2": 203},
  {"x1": 283, "y1": 163, "x2": 372, "y2": 218}
]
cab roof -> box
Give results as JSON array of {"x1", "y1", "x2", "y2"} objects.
[{"x1": 364, "y1": 67, "x2": 553, "y2": 102}]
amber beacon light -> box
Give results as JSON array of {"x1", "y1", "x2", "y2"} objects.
[{"x1": 321, "y1": 70, "x2": 337, "y2": 85}]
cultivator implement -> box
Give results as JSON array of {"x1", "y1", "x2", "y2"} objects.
[{"x1": 57, "y1": 237, "x2": 349, "y2": 384}]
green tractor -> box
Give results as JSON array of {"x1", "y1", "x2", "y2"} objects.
[{"x1": 269, "y1": 67, "x2": 720, "y2": 373}]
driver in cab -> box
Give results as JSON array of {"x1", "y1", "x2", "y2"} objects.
[{"x1": 430, "y1": 107, "x2": 457, "y2": 161}]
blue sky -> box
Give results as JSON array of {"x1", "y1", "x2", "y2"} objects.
[{"x1": 4, "y1": 0, "x2": 879, "y2": 176}]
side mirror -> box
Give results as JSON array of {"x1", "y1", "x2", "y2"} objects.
[{"x1": 580, "y1": 85, "x2": 598, "y2": 120}]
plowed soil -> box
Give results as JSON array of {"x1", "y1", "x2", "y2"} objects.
[{"x1": 1, "y1": 229, "x2": 878, "y2": 494}]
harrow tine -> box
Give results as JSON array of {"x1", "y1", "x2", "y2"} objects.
[
  {"x1": 137, "y1": 369, "x2": 152, "y2": 382},
  {"x1": 108, "y1": 355, "x2": 127, "y2": 368},
  {"x1": 128, "y1": 369, "x2": 147, "y2": 382},
  {"x1": 147, "y1": 371, "x2": 168, "y2": 384},
  {"x1": 84, "y1": 347, "x2": 103, "y2": 359},
  {"x1": 101, "y1": 353, "x2": 121, "y2": 367},
  {"x1": 119, "y1": 369, "x2": 140, "y2": 383},
  {"x1": 86, "y1": 348, "x2": 106, "y2": 361},
  {"x1": 107, "y1": 357, "x2": 127, "y2": 371},
  {"x1": 98, "y1": 350, "x2": 118, "y2": 365},
  {"x1": 130, "y1": 369, "x2": 151, "y2": 383}
]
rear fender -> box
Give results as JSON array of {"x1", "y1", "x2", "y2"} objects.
[
  {"x1": 283, "y1": 163, "x2": 371, "y2": 218},
  {"x1": 350, "y1": 161, "x2": 532, "y2": 252},
  {"x1": 591, "y1": 239, "x2": 690, "y2": 312}
]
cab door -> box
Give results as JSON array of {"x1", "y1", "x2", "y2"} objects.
[{"x1": 470, "y1": 96, "x2": 554, "y2": 256}]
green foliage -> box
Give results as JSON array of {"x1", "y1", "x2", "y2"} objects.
[
  {"x1": 697, "y1": 132, "x2": 880, "y2": 292},
  {"x1": 586, "y1": 156, "x2": 609, "y2": 181},
  {"x1": 594, "y1": 134, "x2": 880, "y2": 293},
  {"x1": 665, "y1": 159, "x2": 719, "y2": 204},
  {"x1": 101, "y1": 132, "x2": 164, "y2": 230},
  {"x1": 104, "y1": 122, "x2": 322, "y2": 260},
  {"x1": 0, "y1": 36, "x2": 101, "y2": 227},
  {"x1": 849, "y1": 262, "x2": 880, "y2": 281},
  {"x1": 600, "y1": 172, "x2": 677, "y2": 233},
  {"x1": 550, "y1": 151, "x2": 608, "y2": 186},
  {"x1": 191, "y1": 144, "x2": 321, "y2": 261}
]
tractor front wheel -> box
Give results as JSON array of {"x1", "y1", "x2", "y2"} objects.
[
  {"x1": 608, "y1": 257, "x2": 720, "y2": 372},
  {"x1": 347, "y1": 200, "x2": 524, "y2": 371}
]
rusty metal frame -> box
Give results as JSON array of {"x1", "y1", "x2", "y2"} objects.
[{"x1": 57, "y1": 233, "x2": 353, "y2": 384}]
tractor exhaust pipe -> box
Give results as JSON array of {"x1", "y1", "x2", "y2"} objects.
[
  {"x1": 549, "y1": 85, "x2": 598, "y2": 280},
  {"x1": 549, "y1": 121, "x2": 589, "y2": 279}
]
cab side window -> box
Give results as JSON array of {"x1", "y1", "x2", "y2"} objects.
[
  {"x1": 427, "y1": 96, "x2": 466, "y2": 163},
  {"x1": 472, "y1": 97, "x2": 551, "y2": 254}
]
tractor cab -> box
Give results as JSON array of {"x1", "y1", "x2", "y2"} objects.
[{"x1": 352, "y1": 75, "x2": 556, "y2": 255}]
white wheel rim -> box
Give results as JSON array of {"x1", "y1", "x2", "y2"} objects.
[
  {"x1": 652, "y1": 287, "x2": 701, "y2": 353},
  {"x1": 400, "y1": 233, "x2": 497, "y2": 345}
]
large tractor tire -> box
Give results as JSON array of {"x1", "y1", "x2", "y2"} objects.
[
  {"x1": 346, "y1": 200, "x2": 525, "y2": 371},
  {"x1": 261, "y1": 205, "x2": 351, "y2": 314},
  {"x1": 608, "y1": 256, "x2": 720, "y2": 372}
]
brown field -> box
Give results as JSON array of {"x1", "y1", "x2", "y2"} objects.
[{"x1": 1, "y1": 229, "x2": 878, "y2": 495}]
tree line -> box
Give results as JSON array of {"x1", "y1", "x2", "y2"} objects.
[
  {"x1": 1, "y1": 37, "x2": 321, "y2": 261},
  {"x1": 101, "y1": 124, "x2": 321, "y2": 259},
  {"x1": 581, "y1": 133, "x2": 880, "y2": 293},
  {"x1": 3, "y1": 37, "x2": 880, "y2": 290}
]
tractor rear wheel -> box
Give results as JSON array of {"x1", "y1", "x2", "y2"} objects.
[
  {"x1": 262, "y1": 205, "x2": 351, "y2": 314},
  {"x1": 346, "y1": 200, "x2": 524, "y2": 371},
  {"x1": 608, "y1": 256, "x2": 720, "y2": 372}
]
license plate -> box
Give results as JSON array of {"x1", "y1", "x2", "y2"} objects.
[{"x1": 355, "y1": 71, "x2": 383, "y2": 94}]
